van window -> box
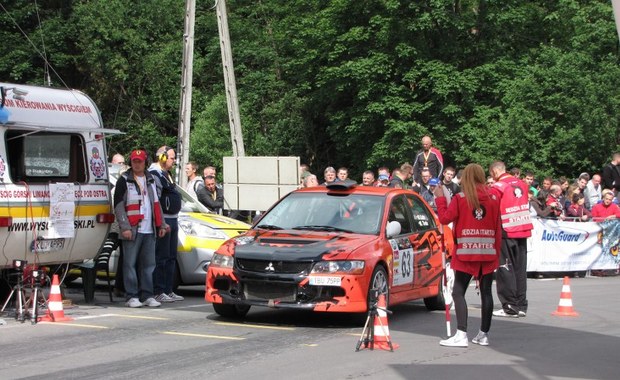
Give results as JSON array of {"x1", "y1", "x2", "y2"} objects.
[{"x1": 6, "y1": 131, "x2": 87, "y2": 183}]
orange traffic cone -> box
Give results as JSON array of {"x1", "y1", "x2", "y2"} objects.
[
  {"x1": 373, "y1": 294, "x2": 399, "y2": 351},
  {"x1": 39, "y1": 274, "x2": 73, "y2": 322},
  {"x1": 552, "y1": 276, "x2": 579, "y2": 317}
]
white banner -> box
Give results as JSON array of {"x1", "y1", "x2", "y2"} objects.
[{"x1": 527, "y1": 218, "x2": 620, "y2": 272}]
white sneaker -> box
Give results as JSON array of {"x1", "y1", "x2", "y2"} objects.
[
  {"x1": 154, "y1": 293, "x2": 175, "y2": 303},
  {"x1": 493, "y1": 309, "x2": 519, "y2": 318},
  {"x1": 518, "y1": 311, "x2": 526, "y2": 317},
  {"x1": 143, "y1": 297, "x2": 161, "y2": 307},
  {"x1": 472, "y1": 331, "x2": 489, "y2": 346},
  {"x1": 168, "y1": 292, "x2": 184, "y2": 301},
  {"x1": 125, "y1": 298, "x2": 142, "y2": 308},
  {"x1": 440, "y1": 330, "x2": 468, "y2": 347}
]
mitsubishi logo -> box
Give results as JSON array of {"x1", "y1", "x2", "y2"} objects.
[{"x1": 265, "y1": 262, "x2": 275, "y2": 272}]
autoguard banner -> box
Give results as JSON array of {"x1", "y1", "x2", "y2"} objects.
[{"x1": 527, "y1": 218, "x2": 620, "y2": 271}]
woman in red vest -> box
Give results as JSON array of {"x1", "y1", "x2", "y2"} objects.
[{"x1": 433, "y1": 163, "x2": 502, "y2": 347}]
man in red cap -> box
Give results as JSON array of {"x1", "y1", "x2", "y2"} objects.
[{"x1": 114, "y1": 149, "x2": 167, "y2": 308}]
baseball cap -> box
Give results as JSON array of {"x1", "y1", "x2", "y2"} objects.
[
  {"x1": 378, "y1": 174, "x2": 389, "y2": 181},
  {"x1": 130, "y1": 149, "x2": 147, "y2": 162},
  {"x1": 429, "y1": 178, "x2": 440, "y2": 186}
]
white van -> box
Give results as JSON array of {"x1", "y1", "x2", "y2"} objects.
[{"x1": 0, "y1": 83, "x2": 118, "y2": 278}]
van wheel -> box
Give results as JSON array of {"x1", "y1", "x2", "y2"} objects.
[{"x1": 213, "y1": 303, "x2": 251, "y2": 318}]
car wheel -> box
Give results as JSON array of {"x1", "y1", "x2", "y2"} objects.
[
  {"x1": 368, "y1": 265, "x2": 389, "y2": 311},
  {"x1": 212, "y1": 303, "x2": 251, "y2": 318},
  {"x1": 423, "y1": 278, "x2": 446, "y2": 311}
]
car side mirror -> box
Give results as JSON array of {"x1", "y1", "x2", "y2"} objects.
[{"x1": 386, "y1": 220, "x2": 401, "y2": 238}]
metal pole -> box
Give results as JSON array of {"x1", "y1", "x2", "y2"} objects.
[
  {"x1": 177, "y1": 0, "x2": 196, "y2": 187},
  {"x1": 216, "y1": 0, "x2": 245, "y2": 157},
  {"x1": 613, "y1": 0, "x2": 620, "y2": 44}
]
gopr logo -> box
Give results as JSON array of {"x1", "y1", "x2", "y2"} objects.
[{"x1": 541, "y1": 230, "x2": 587, "y2": 243}]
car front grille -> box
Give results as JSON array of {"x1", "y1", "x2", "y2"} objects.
[
  {"x1": 244, "y1": 282, "x2": 297, "y2": 301},
  {"x1": 236, "y1": 258, "x2": 312, "y2": 274}
]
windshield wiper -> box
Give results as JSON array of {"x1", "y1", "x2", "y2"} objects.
[
  {"x1": 256, "y1": 224, "x2": 283, "y2": 230},
  {"x1": 292, "y1": 225, "x2": 354, "y2": 233}
]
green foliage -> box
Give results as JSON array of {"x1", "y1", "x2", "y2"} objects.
[{"x1": 0, "y1": 0, "x2": 618, "y2": 183}]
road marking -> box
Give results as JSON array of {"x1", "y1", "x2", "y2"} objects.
[
  {"x1": 38, "y1": 322, "x2": 109, "y2": 329},
  {"x1": 214, "y1": 321, "x2": 296, "y2": 331},
  {"x1": 161, "y1": 331, "x2": 245, "y2": 340},
  {"x1": 105, "y1": 313, "x2": 170, "y2": 321},
  {"x1": 163, "y1": 304, "x2": 211, "y2": 310}
]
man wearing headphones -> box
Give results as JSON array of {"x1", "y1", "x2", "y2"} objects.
[{"x1": 149, "y1": 145, "x2": 184, "y2": 303}]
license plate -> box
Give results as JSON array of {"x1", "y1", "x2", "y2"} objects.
[
  {"x1": 30, "y1": 238, "x2": 66, "y2": 253},
  {"x1": 309, "y1": 276, "x2": 342, "y2": 287}
]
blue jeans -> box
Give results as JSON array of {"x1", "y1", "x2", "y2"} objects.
[
  {"x1": 153, "y1": 217, "x2": 178, "y2": 295},
  {"x1": 122, "y1": 233, "x2": 156, "y2": 301}
]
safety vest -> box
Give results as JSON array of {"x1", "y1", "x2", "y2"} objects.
[
  {"x1": 122, "y1": 173, "x2": 163, "y2": 228},
  {"x1": 494, "y1": 174, "x2": 533, "y2": 238},
  {"x1": 453, "y1": 192, "x2": 499, "y2": 261}
]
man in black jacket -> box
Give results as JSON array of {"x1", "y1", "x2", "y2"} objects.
[
  {"x1": 149, "y1": 146, "x2": 184, "y2": 303},
  {"x1": 197, "y1": 175, "x2": 224, "y2": 214},
  {"x1": 602, "y1": 152, "x2": 620, "y2": 196}
]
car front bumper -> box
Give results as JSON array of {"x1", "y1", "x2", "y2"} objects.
[{"x1": 205, "y1": 266, "x2": 369, "y2": 313}]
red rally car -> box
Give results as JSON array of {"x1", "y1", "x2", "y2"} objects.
[{"x1": 205, "y1": 181, "x2": 454, "y2": 318}]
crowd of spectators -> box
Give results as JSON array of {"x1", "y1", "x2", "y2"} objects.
[{"x1": 298, "y1": 149, "x2": 620, "y2": 223}]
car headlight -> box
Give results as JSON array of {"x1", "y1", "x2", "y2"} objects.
[
  {"x1": 179, "y1": 219, "x2": 228, "y2": 240},
  {"x1": 311, "y1": 260, "x2": 365, "y2": 274},
  {"x1": 210, "y1": 253, "x2": 234, "y2": 269},
  {"x1": 234, "y1": 235, "x2": 255, "y2": 245}
]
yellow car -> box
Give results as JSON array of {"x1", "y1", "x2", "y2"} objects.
[{"x1": 175, "y1": 185, "x2": 250, "y2": 287}]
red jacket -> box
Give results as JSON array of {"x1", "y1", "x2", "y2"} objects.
[
  {"x1": 435, "y1": 188, "x2": 502, "y2": 277},
  {"x1": 493, "y1": 173, "x2": 533, "y2": 238},
  {"x1": 591, "y1": 203, "x2": 620, "y2": 221}
]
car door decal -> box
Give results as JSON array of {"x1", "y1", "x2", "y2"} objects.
[
  {"x1": 412, "y1": 231, "x2": 444, "y2": 287},
  {"x1": 390, "y1": 237, "x2": 414, "y2": 286}
]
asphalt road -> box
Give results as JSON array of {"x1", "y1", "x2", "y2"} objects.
[{"x1": 0, "y1": 276, "x2": 618, "y2": 380}]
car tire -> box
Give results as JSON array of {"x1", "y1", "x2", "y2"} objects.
[
  {"x1": 367, "y1": 265, "x2": 389, "y2": 311},
  {"x1": 212, "y1": 303, "x2": 251, "y2": 318},
  {"x1": 423, "y1": 279, "x2": 446, "y2": 311}
]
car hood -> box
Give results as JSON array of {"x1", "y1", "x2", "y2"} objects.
[
  {"x1": 233, "y1": 229, "x2": 379, "y2": 261},
  {"x1": 183, "y1": 212, "x2": 250, "y2": 237}
]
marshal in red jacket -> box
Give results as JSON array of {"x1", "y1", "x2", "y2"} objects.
[{"x1": 435, "y1": 188, "x2": 502, "y2": 277}]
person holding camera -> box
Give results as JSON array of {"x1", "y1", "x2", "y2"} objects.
[
  {"x1": 433, "y1": 164, "x2": 502, "y2": 347},
  {"x1": 546, "y1": 184, "x2": 566, "y2": 220}
]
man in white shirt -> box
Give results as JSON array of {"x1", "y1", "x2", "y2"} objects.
[{"x1": 584, "y1": 174, "x2": 602, "y2": 210}]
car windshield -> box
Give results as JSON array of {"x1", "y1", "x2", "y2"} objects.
[
  {"x1": 176, "y1": 185, "x2": 212, "y2": 213},
  {"x1": 256, "y1": 192, "x2": 384, "y2": 235}
]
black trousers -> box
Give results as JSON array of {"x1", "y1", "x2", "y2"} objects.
[
  {"x1": 496, "y1": 237, "x2": 528, "y2": 313},
  {"x1": 453, "y1": 270, "x2": 494, "y2": 333}
]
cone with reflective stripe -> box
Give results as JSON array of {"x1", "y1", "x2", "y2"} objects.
[
  {"x1": 373, "y1": 294, "x2": 399, "y2": 350},
  {"x1": 39, "y1": 274, "x2": 73, "y2": 322},
  {"x1": 552, "y1": 276, "x2": 579, "y2": 317}
]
